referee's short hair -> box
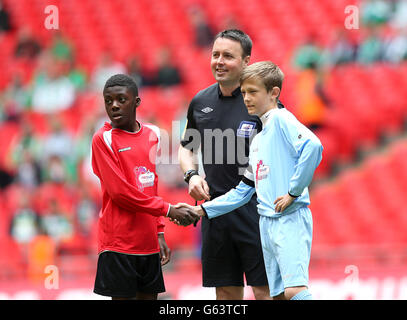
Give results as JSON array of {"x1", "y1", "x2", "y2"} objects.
[
  {"x1": 103, "y1": 74, "x2": 139, "y2": 97},
  {"x1": 214, "y1": 29, "x2": 252, "y2": 58},
  {"x1": 240, "y1": 61, "x2": 284, "y2": 93}
]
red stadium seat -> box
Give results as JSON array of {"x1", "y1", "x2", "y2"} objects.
[
  {"x1": 0, "y1": 236, "x2": 25, "y2": 280},
  {"x1": 311, "y1": 138, "x2": 407, "y2": 248}
]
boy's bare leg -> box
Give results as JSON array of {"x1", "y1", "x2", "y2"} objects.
[
  {"x1": 272, "y1": 292, "x2": 286, "y2": 300},
  {"x1": 284, "y1": 286, "x2": 310, "y2": 300},
  {"x1": 252, "y1": 285, "x2": 272, "y2": 300},
  {"x1": 136, "y1": 292, "x2": 158, "y2": 300},
  {"x1": 216, "y1": 286, "x2": 244, "y2": 300},
  {"x1": 216, "y1": 285, "x2": 272, "y2": 300}
]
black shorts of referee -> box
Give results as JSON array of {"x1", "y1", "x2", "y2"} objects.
[
  {"x1": 201, "y1": 194, "x2": 268, "y2": 288},
  {"x1": 94, "y1": 251, "x2": 165, "y2": 298}
]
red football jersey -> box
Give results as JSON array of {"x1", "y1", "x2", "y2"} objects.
[{"x1": 91, "y1": 121, "x2": 170, "y2": 255}]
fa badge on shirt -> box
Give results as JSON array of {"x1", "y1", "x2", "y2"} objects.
[{"x1": 237, "y1": 121, "x2": 257, "y2": 138}]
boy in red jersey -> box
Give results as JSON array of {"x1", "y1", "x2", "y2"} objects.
[{"x1": 91, "y1": 74, "x2": 198, "y2": 299}]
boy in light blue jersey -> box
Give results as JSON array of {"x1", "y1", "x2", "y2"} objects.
[{"x1": 194, "y1": 61, "x2": 323, "y2": 300}]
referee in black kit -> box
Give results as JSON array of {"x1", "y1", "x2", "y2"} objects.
[{"x1": 179, "y1": 29, "x2": 277, "y2": 300}]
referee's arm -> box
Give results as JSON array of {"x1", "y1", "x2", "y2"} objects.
[
  {"x1": 178, "y1": 145, "x2": 199, "y2": 174},
  {"x1": 178, "y1": 145, "x2": 211, "y2": 201}
]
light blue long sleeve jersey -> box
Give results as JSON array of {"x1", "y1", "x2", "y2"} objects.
[{"x1": 202, "y1": 107, "x2": 323, "y2": 218}]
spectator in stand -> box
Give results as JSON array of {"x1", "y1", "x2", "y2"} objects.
[
  {"x1": 75, "y1": 184, "x2": 98, "y2": 237},
  {"x1": 383, "y1": 27, "x2": 407, "y2": 63},
  {"x1": 39, "y1": 199, "x2": 74, "y2": 244},
  {"x1": 14, "y1": 27, "x2": 42, "y2": 60},
  {"x1": 221, "y1": 15, "x2": 241, "y2": 31},
  {"x1": 14, "y1": 149, "x2": 42, "y2": 189},
  {"x1": 0, "y1": 0, "x2": 11, "y2": 34},
  {"x1": 10, "y1": 192, "x2": 40, "y2": 244},
  {"x1": 10, "y1": 121, "x2": 42, "y2": 167},
  {"x1": 391, "y1": 0, "x2": 407, "y2": 29},
  {"x1": 91, "y1": 52, "x2": 126, "y2": 91},
  {"x1": 356, "y1": 27, "x2": 384, "y2": 64},
  {"x1": 293, "y1": 36, "x2": 323, "y2": 70},
  {"x1": 49, "y1": 32, "x2": 87, "y2": 91},
  {"x1": 153, "y1": 47, "x2": 182, "y2": 87},
  {"x1": 188, "y1": 6, "x2": 214, "y2": 49},
  {"x1": 0, "y1": 167, "x2": 13, "y2": 189},
  {"x1": 361, "y1": 0, "x2": 392, "y2": 27},
  {"x1": 43, "y1": 154, "x2": 69, "y2": 184},
  {"x1": 0, "y1": 73, "x2": 30, "y2": 122},
  {"x1": 50, "y1": 31, "x2": 73, "y2": 61},
  {"x1": 65, "y1": 54, "x2": 87, "y2": 91},
  {"x1": 295, "y1": 68, "x2": 328, "y2": 131},
  {"x1": 32, "y1": 163, "x2": 77, "y2": 222},
  {"x1": 27, "y1": 231, "x2": 56, "y2": 282},
  {"x1": 31, "y1": 53, "x2": 76, "y2": 113},
  {"x1": 324, "y1": 30, "x2": 357, "y2": 66},
  {"x1": 41, "y1": 116, "x2": 74, "y2": 162},
  {"x1": 127, "y1": 55, "x2": 147, "y2": 88},
  {"x1": 293, "y1": 36, "x2": 329, "y2": 130}
]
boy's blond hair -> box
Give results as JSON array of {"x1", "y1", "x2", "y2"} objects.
[{"x1": 240, "y1": 61, "x2": 284, "y2": 93}]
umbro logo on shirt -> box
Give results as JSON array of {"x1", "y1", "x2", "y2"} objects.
[{"x1": 201, "y1": 107, "x2": 214, "y2": 113}]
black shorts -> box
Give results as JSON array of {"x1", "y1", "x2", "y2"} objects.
[
  {"x1": 93, "y1": 251, "x2": 165, "y2": 298},
  {"x1": 201, "y1": 195, "x2": 268, "y2": 287}
]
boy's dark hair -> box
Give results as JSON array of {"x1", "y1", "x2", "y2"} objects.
[
  {"x1": 103, "y1": 74, "x2": 139, "y2": 97},
  {"x1": 214, "y1": 29, "x2": 252, "y2": 58}
]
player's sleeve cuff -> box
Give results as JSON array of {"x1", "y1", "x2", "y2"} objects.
[
  {"x1": 165, "y1": 203, "x2": 171, "y2": 216},
  {"x1": 288, "y1": 191, "x2": 300, "y2": 198},
  {"x1": 242, "y1": 176, "x2": 255, "y2": 188},
  {"x1": 200, "y1": 205, "x2": 208, "y2": 217},
  {"x1": 242, "y1": 167, "x2": 255, "y2": 187}
]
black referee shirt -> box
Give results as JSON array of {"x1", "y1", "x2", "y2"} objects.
[{"x1": 181, "y1": 83, "x2": 262, "y2": 197}]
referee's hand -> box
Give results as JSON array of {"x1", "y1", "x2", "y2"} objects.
[{"x1": 188, "y1": 175, "x2": 211, "y2": 201}]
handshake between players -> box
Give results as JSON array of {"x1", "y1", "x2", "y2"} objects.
[{"x1": 167, "y1": 203, "x2": 205, "y2": 227}]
